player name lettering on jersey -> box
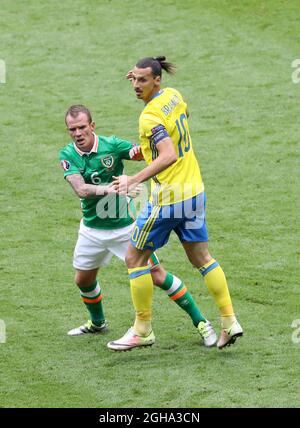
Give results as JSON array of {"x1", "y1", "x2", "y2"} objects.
[{"x1": 161, "y1": 93, "x2": 180, "y2": 116}]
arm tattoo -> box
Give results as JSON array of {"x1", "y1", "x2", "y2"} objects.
[{"x1": 66, "y1": 174, "x2": 107, "y2": 198}]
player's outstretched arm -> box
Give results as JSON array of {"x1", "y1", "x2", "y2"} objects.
[
  {"x1": 66, "y1": 174, "x2": 117, "y2": 198},
  {"x1": 113, "y1": 137, "x2": 177, "y2": 193},
  {"x1": 131, "y1": 137, "x2": 177, "y2": 184}
]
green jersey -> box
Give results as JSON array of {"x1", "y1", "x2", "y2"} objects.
[{"x1": 59, "y1": 134, "x2": 136, "y2": 229}]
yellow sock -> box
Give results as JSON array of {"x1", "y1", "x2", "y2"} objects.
[
  {"x1": 133, "y1": 319, "x2": 152, "y2": 336},
  {"x1": 221, "y1": 314, "x2": 237, "y2": 330},
  {"x1": 199, "y1": 259, "x2": 234, "y2": 317},
  {"x1": 128, "y1": 266, "x2": 154, "y2": 336}
]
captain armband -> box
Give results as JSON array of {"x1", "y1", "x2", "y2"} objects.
[{"x1": 149, "y1": 124, "x2": 170, "y2": 145}]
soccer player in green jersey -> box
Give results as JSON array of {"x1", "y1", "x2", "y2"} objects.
[
  {"x1": 108, "y1": 57, "x2": 243, "y2": 351},
  {"x1": 59, "y1": 104, "x2": 217, "y2": 346}
]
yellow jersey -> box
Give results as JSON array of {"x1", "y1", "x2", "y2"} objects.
[{"x1": 139, "y1": 87, "x2": 204, "y2": 205}]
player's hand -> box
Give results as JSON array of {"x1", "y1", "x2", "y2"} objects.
[
  {"x1": 112, "y1": 175, "x2": 129, "y2": 195},
  {"x1": 129, "y1": 145, "x2": 144, "y2": 161},
  {"x1": 127, "y1": 183, "x2": 143, "y2": 198},
  {"x1": 126, "y1": 70, "x2": 134, "y2": 81},
  {"x1": 112, "y1": 175, "x2": 138, "y2": 196},
  {"x1": 105, "y1": 183, "x2": 119, "y2": 195}
]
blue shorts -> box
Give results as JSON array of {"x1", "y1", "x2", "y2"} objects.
[{"x1": 130, "y1": 192, "x2": 208, "y2": 251}]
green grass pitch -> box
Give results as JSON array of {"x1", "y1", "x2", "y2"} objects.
[{"x1": 0, "y1": 0, "x2": 299, "y2": 408}]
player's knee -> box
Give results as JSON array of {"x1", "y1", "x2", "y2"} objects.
[
  {"x1": 75, "y1": 273, "x2": 84, "y2": 287},
  {"x1": 125, "y1": 253, "x2": 134, "y2": 268},
  {"x1": 125, "y1": 243, "x2": 153, "y2": 269},
  {"x1": 187, "y1": 252, "x2": 211, "y2": 269},
  {"x1": 125, "y1": 252, "x2": 147, "y2": 269},
  {"x1": 198, "y1": 254, "x2": 212, "y2": 268},
  {"x1": 75, "y1": 271, "x2": 94, "y2": 288}
]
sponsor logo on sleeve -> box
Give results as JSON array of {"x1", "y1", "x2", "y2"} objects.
[{"x1": 60, "y1": 160, "x2": 71, "y2": 171}]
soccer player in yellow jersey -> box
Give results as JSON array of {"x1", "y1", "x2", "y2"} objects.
[{"x1": 107, "y1": 56, "x2": 243, "y2": 351}]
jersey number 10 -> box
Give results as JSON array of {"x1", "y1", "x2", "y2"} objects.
[{"x1": 175, "y1": 113, "x2": 191, "y2": 158}]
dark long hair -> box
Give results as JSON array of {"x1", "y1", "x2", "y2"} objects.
[{"x1": 136, "y1": 56, "x2": 176, "y2": 77}]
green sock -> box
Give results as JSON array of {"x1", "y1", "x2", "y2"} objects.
[
  {"x1": 160, "y1": 272, "x2": 206, "y2": 327},
  {"x1": 79, "y1": 281, "x2": 105, "y2": 326}
]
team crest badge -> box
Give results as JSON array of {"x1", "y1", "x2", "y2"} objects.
[
  {"x1": 60, "y1": 160, "x2": 71, "y2": 171},
  {"x1": 101, "y1": 155, "x2": 114, "y2": 169}
]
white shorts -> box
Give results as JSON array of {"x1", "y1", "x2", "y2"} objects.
[{"x1": 73, "y1": 221, "x2": 134, "y2": 270}]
